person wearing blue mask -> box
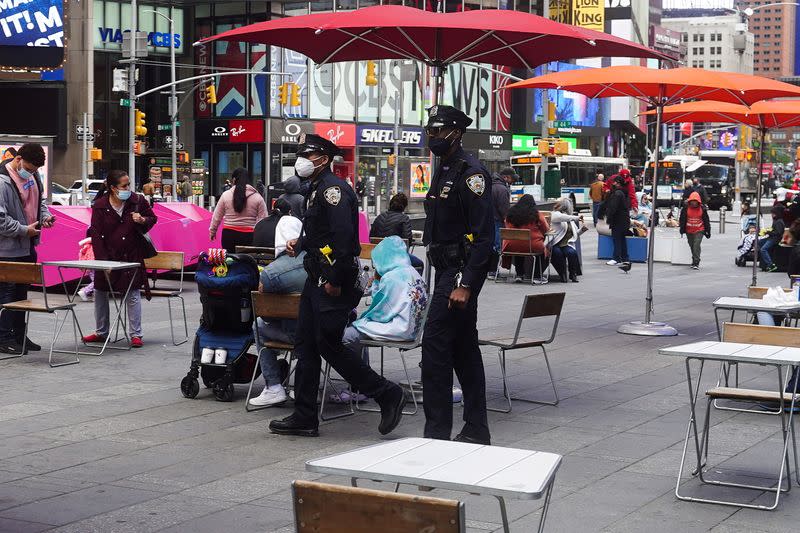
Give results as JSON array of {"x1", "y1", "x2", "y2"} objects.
[
  {"x1": 0, "y1": 143, "x2": 55, "y2": 355},
  {"x1": 84, "y1": 170, "x2": 157, "y2": 349}
]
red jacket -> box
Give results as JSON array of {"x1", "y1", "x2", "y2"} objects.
[{"x1": 89, "y1": 192, "x2": 158, "y2": 293}]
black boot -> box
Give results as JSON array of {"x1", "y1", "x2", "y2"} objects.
[
  {"x1": 376, "y1": 384, "x2": 406, "y2": 435},
  {"x1": 17, "y1": 336, "x2": 40, "y2": 352},
  {"x1": 268, "y1": 414, "x2": 319, "y2": 437},
  {"x1": 569, "y1": 273, "x2": 579, "y2": 283}
]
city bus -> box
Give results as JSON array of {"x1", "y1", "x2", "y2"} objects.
[
  {"x1": 509, "y1": 150, "x2": 627, "y2": 206},
  {"x1": 644, "y1": 155, "x2": 705, "y2": 206}
]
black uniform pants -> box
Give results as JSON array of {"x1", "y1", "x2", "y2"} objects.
[
  {"x1": 422, "y1": 267, "x2": 490, "y2": 442},
  {"x1": 292, "y1": 277, "x2": 392, "y2": 423}
]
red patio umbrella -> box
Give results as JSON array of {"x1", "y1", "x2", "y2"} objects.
[
  {"x1": 197, "y1": 5, "x2": 665, "y2": 101},
  {"x1": 642, "y1": 99, "x2": 800, "y2": 286},
  {"x1": 505, "y1": 66, "x2": 800, "y2": 336}
]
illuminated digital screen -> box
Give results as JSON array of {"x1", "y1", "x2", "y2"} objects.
[{"x1": 0, "y1": 0, "x2": 65, "y2": 68}]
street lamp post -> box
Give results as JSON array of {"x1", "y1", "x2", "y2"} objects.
[{"x1": 145, "y1": 8, "x2": 177, "y2": 201}]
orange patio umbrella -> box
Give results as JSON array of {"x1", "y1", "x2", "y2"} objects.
[
  {"x1": 505, "y1": 66, "x2": 800, "y2": 337},
  {"x1": 643, "y1": 99, "x2": 800, "y2": 286}
]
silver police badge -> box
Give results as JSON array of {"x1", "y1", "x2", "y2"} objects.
[
  {"x1": 429, "y1": 105, "x2": 438, "y2": 117},
  {"x1": 323, "y1": 186, "x2": 341, "y2": 206},
  {"x1": 466, "y1": 174, "x2": 485, "y2": 196}
]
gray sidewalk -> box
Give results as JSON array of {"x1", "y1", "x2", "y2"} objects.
[{"x1": 0, "y1": 223, "x2": 797, "y2": 532}]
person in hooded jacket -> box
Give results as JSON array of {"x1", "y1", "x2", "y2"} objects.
[
  {"x1": 679, "y1": 190, "x2": 711, "y2": 270},
  {"x1": 342, "y1": 236, "x2": 427, "y2": 362},
  {"x1": 209, "y1": 167, "x2": 267, "y2": 253},
  {"x1": 278, "y1": 174, "x2": 305, "y2": 218},
  {"x1": 600, "y1": 175, "x2": 631, "y2": 267},
  {"x1": 603, "y1": 168, "x2": 638, "y2": 212},
  {"x1": 252, "y1": 198, "x2": 292, "y2": 249}
]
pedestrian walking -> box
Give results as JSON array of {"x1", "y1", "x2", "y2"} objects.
[
  {"x1": 589, "y1": 173, "x2": 605, "y2": 225},
  {"x1": 679, "y1": 191, "x2": 711, "y2": 270},
  {"x1": 600, "y1": 174, "x2": 631, "y2": 269},
  {"x1": 0, "y1": 143, "x2": 55, "y2": 355},
  {"x1": 422, "y1": 105, "x2": 494, "y2": 445},
  {"x1": 208, "y1": 167, "x2": 267, "y2": 253},
  {"x1": 177, "y1": 174, "x2": 192, "y2": 202},
  {"x1": 488, "y1": 167, "x2": 513, "y2": 278},
  {"x1": 268, "y1": 134, "x2": 406, "y2": 438},
  {"x1": 83, "y1": 170, "x2": 158, "y2": 349}
]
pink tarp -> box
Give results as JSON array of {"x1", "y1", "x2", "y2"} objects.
[{"x1": 40, "y1": 203, "x2": 221, "y2": 287}]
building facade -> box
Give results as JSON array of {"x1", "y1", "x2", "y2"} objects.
[
  {"x1": 736, "y1": 0, "x2": 797, "y2": 78},
  {"x1": 662, "y1": 10, "x2": 754, "y2": 74}
]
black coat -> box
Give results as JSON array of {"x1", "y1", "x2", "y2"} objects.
[
  {"x1": 601, "y1": 189, "x2": 630, "y2": 229},
  {"x1": 89, "y1": 192, "x2": 157, "y2": 293},
  {"x1": 370, "y1": 210, "x2": 412, "y2": 242}
]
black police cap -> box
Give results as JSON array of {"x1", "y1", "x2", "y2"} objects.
[
  {"x1": 426, "y1": 105, "x2": 473, "y2": 131},
  {"x1": 296, "y1": 133, "x2": 342, "y2": 158}
]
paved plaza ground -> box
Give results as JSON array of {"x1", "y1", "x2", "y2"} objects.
[{"x1": 1, "y1": 213, "x2": 798, "y2": 532}]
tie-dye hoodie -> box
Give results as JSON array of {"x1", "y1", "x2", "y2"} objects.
[{"x1": 353, "y1": 236, "x2": 428, "y2": 342}]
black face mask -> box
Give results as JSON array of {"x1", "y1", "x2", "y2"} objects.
[{"x1": 427, "y1": 131, "x2": 458, "y2": 157}]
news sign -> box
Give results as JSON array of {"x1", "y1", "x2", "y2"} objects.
[{"x1": 0, "y1": 0, "x2": 65, "y2": 69}]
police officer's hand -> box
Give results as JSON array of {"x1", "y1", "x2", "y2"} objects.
[
  {"x1": 449, "y1": 286, "x2": 471, "y2": 309},
  {"x1": 286, "y1": 238, "x2": 298, "y2": 257},
  {"x1": 324, "y1": 282, "x2": 341, "y2": 297}
]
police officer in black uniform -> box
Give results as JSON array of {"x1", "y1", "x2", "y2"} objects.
[
  {"x1": 269, "y1": 134, "x2": 406, "y2": 437},
  {"x1": 422, "y1": 105, "x2": 494, "y2": 445}
]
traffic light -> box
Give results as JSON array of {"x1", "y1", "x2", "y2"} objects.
[
  {"x1": 745, "y1": 149, "x2": 755, "y2": 161},
  {"x1": 547, "y1": 101, "x2": 557, "y2": 135},
  {"x1": 205, "y1": 84, "x2": 217, "y2": 105},
  {"x1": 290, "y1": 83, "x2": 301, "y2": 107},
  {"x1": 387, "y1": 154, "x2": 396, "y2": 166},
  {"x1": 178, "y1": 151, "x2": 190, "y2": 163},
  {"x1": 537, "y1": 140, "x2": 550, "y2": 155},
  {"x1": 89, "y1": 148, "x2": 102, "y2": 161},
  {"x1": 134, "y1": 109, "x2": 147, "y2": 137},
  {"x1": 365, "y1": 60, "x2": 378, "y2": 86},
  {"x1": 133, "y1": 140, "x2": 143, "y2": 155},
  {"x1": 278, "y1": 83, "x2": 289, "y2": 105}
]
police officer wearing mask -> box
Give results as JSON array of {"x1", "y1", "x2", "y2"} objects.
[
  {"x1": 269, "y1": 134, "x2": 406, "y2": 438},
  {"x1": 422, "y1": 105, "x2": 493, "y2": 445}
]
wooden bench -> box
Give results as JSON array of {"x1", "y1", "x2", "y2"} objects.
[
  {"x1": 0, "y1": 262, "x2": 79, "y2": 367},
  {"x1": 706, "y1": 322, "x2": 800, "y2": 408},
  {"x1": 292, "y1": 480, "x2": 465, "y2": 533},
  {"x1": 144, "y1": 251, "x2": 187, "y2": 346},
  {"x1": 235, "y1": 245, "x2": 275, "y2": 266}
]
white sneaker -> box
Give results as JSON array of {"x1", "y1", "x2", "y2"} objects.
[
  {"x1": 249, "y1": 384, "x2": 287, "y2": 407},
  {"x1": 200, "y1": 347, "x2": 214, "y2": 364},
  {"x1": 214, "y1": 348, "x2": 227, "y2": 365},
  {"x1": 606, "y1": 260, "x2": 618, "y2": 266}
]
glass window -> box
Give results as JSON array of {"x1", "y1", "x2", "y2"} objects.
[
  {"x1": 195, "y1": 4, "x2": 211, "y2": 17},
  {"x1": 359, "y1": 0, "x2": 380, "y2": 6},
  {"x1": 311, "y1": 0, "x2": 334, "y2": 11},
  {"x1": 336, "y1": 0, "x2": 357, "y2": 6},
  {"x1": 445, "y1": 0, "x2": 463, "y2": 11},
  {"x1": 464, "y1": 0, "x2": 481, "y2": 10},
  {"x1": 215, "y1": 2, "x2": 248, "y2": 16}
]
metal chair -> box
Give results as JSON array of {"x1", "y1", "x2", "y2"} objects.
[
  {"x1": 144, "y1": 251, "x2": 188, "y2": 346},
  {"x1": 0, "y1": 262, "x2": 79, "y2": 367},
  {"x1": 496, "y1": 227, "x2": 547, "y2": 284},
  {"x1": 355, "y1": 295, "x2": 431, "y2": 416},
  {"x1": 479, "y1": 292, "x2": 565, "y2": 413}
]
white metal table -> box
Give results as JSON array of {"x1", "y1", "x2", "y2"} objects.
[
  {"x1": 43, "y1": 260, "x2": 141, "y2": 356},
  {"x1": 659, "y1": 340, "x2": 800, "y2": 510},
  {"x1": 306, "y1": 437, "x2": 562, "y2": 532},
  {"x1": 712, "y1": 297, "x2": 800, "y2": 340}
]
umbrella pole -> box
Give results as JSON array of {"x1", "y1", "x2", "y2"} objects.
[
  {"x1": 618, "y1": 93, "x2": 678, "y2": 337},
  {"x1": 751, "y1": 127, "x2": 767, "y2": 287}
]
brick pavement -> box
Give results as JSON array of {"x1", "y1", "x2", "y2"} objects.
[{"x1": 0, "y1": 218, "x2": 797, "y2": 532}]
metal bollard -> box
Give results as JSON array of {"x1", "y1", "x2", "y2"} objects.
[{"x1": 719, "y1": 206, "x2": 726, "y2": 234}]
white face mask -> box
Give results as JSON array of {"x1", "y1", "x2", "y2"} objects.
[{"x1": 294, "y1": 156, "x2": 326, "y2": 178}]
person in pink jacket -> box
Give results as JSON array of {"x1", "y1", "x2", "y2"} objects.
[{"x1": 209, "y1": 167, "x2": 268, "y2": 252}]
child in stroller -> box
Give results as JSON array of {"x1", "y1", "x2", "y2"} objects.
[
  {"x1": 180, "y1": 251, "x2": 260, "y2": 401},
  {"x1": 736, "y1": 222, "x2": 758, "y2": 267}
]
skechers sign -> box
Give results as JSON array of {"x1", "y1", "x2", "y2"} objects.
[
  {"x1": 98, "y1": 28, "x2": 181, "y2": 49},
  {"x1": 357, "y1": 125, "x2": 424, "y2": 147}
]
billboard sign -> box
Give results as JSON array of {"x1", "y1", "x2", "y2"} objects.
[{"x1": 0, "y1": 0, "x2": 65, "y2": 68}]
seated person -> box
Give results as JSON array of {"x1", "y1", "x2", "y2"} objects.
[
  {"x1": 249, "y1": 216, "x2": 307, "y2": 407},
  {"x1": 252, "y1": 198, "x2": 292, "y2": 249},
  {"x1": 341, "y1": 236, "x2": 428, "y2": 366},
  {"x1": 501, "y1": 194, "x2": 549, "y2": 281},
  {"x1": 633, "y1": 194, "x2": 653, "y2": 226},
  {"x1": 759, "y1": 204, "x2": 786, "y2": 272},
  {"x1": 369, "y1": 193, "x2": 423, "y2": 269},
  {"x1": 736, "y1": 222, "x2": 758, "y2": 266},
  {"x1": 548, "y1": 199, "x2": 583, "y2": 283}
]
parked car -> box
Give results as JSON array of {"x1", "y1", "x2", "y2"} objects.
[
  {"x1": 68, "y1": 179, "x2": 105, "y2": 201},
  {"x1": 50, "y1": 182, "x2": 72, "y2": 205}
]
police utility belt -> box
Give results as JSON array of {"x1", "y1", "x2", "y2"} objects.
[
  {"x1": 427, "y1": 236, "x2": 474, "y2": 270},
  {"x1": 303, "y1": 247, "x2": 364, "y2": 291}
]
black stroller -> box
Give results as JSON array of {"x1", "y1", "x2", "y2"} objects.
[{"x1": 180, "y1": 252, "x2": 260, "y2": 401}]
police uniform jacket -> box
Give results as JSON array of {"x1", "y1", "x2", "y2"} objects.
[
  {"x1": 297, "y1": 168, "x2": 361, "y2": 287},
  {"x1": 423, "y1": 146, "x2": 493, "y2": 287}
]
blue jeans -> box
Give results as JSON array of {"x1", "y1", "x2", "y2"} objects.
[
  {"x1": 342, "y1": 325, "x2": 369, "y2": 365},
  {"x1": 493, "y1": 220, "x2": 502, "y2": 252},
  {"x1": 254, "y1": 318, "x2": 296, "y2": 386},
  {"x1": 759, "y1": 238, "x2": 777, "y2": 267},
  {"x1": 409, "y1": 254, "x2": 424, "y2": 270},
  {"x1": 592, "y1": 202, "x2": 601, "y2": 225},
  {"x1": 260, "y1": 252, "x2": 307, "y2": 293}
]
